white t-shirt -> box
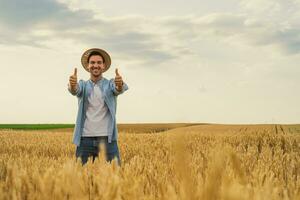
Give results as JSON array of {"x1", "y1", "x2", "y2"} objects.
[{"x1": 82, "y1": 83, "x2": 112, "y2": 137}]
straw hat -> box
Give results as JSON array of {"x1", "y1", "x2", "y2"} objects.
[{"x1": 81, "y1": 48, "x2": 111, "y2": 72}]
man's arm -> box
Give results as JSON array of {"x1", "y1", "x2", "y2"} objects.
[
  {"x1": 68, "y1": 68, "x2": 83, "y2": 97},
  {"x1": 111, "y1": 68, "x2": 128, "y2": 96},
  {"x1": 68, "y1": 82, "x2": 80, "y2": 95},
  {"x1": 111, "y1": 80, "x2": 129, "y2": 96}
]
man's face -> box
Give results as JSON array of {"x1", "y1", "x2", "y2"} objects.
[{"x1": 88, "y1": 55, "x2": 106, "y2": 77}]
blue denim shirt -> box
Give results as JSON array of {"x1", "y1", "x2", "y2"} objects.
[{"x1": 68, "y1": 77, "x2": 129, "y2": 146}]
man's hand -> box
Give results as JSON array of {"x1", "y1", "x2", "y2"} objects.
[
  {"x1": 69, "y1": 68, "x2": 78, "y2": 92},
  {"x1": 114, "y1": 68, "x2": 123, "y2": 92}
]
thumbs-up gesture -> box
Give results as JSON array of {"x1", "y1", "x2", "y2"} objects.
[
  {"x1": 69, "y1": 68, "x2": 78, "y2": 91},
  {"x1": 114, "y1": 68, "x2": 123, "y2": 92}
]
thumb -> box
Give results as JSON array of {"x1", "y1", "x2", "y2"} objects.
[
  {"x1": 73, "y1": 68, "x2": 77, "y2": 76},
  {"x1": 115, "y1": 68, "x2": 120, "y2": 76}
]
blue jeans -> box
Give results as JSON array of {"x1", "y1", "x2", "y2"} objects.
[{"x1": 75, "y1": 136, "x2": 121, "y2": 166}]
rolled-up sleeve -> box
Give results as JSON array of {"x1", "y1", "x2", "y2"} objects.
[
  {"x1": 110, "y1": 78, "x2": 129, "y2": 96},
  {"x1": 68, "y1": 80, "x2": 84, "y2": 97}
]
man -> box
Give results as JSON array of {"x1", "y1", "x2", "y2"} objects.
[{"x1": 68, "y1": 48, "x2": 128, "y2": 166}]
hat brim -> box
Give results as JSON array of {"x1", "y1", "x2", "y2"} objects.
[{"x1": 81, "y1": 48, "x2": 111, "y2": 72}]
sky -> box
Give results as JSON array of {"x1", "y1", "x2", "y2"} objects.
[{"x1": 0, "y1": 0, "x2": 299, "y2": 124}]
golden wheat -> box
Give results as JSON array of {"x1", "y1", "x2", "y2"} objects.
[{"x1": 0, "y1": 124, "x2": 299, "y2": 200}]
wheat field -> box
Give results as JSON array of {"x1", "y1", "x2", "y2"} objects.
[{"x1": 0, "y1": 124, "x2": 299, "y2": 200}]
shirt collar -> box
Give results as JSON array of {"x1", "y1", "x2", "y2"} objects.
[{"x1": 88, "y1": 77, "x2": 103, "y2": 86}]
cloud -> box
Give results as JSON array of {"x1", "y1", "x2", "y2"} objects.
[
  {"x1": 272, "y1": 28, "x2": 300, "y2": 55},
  {"x1": 0, "y1": 0, "x2": 97, "y2": 47},
  {"x1": 0, "y1": 0, "x2": 177, "y2": 64},
  {"x1": 1, "y1": 0, "x2": 300, "y2": 65},
  {"x1": 0, "y1": 0, "x2": 95, "y2": 29},
  {"x1": 237, "y1": 0, "x2": 300, "y2": 55},
  {"x1": 161, "y1": 10, "x2": 300, "y2": 55}
]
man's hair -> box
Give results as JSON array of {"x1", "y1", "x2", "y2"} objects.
[{"x1": 87, "y1": 51, "x2": 105, "y2": 63}]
